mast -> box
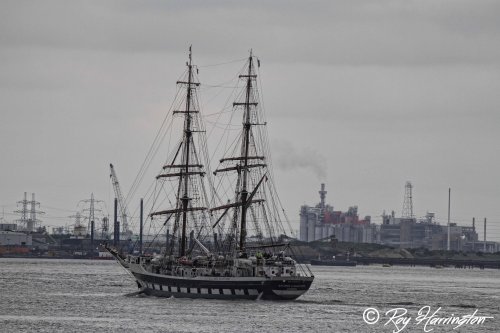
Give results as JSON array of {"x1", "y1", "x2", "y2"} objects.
[
  {"x1": 180, "y1": 47, "x2": 194, "y2": 257},
  {"x1": 211, "y1": 51, "x2": 268, "y2": 253},
  {"x1": 239, "y1": 51, "x2": 254, "y2": 252},
  {"x1": 150, "y1": 46, "x2": 207, "y2": 257}
]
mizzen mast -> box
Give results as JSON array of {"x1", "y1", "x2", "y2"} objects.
[
  {"x1": 212, "y1": 51, "x2": 267, "y2": 253},
  {"x1": 180, "y1": 46, "x2": 195, "y2": 257},
  {"x1": 238, "y1": 51, "x2": 255, "y2": 252}
]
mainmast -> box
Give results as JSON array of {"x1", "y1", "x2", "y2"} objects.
[
  {"x1": 238, "y1": 51, "x2": 255, "y2": 251},
  {"x1": 212, "y1": 51, "x2": 266, "y2": 253},
  {"x1": 180, "y1": 47, "x2": 194, "y2": 257}
]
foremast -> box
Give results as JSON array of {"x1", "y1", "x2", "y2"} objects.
[{"x1": 151, "y1": 47, "x2": 208, "y2": 257}]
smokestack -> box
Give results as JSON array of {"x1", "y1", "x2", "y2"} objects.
[
  {"x1": 472, "y1": 217, "x2": 475, "y2": 232},
  {"x1": 484, "y1": 218, "x2": 487, "y2": 252},
  {"x1": 319, "y1": 183, "x2": 327, "y2": 210},
  {"x1": 115, "y1": 222, "x2": 120, "y2": 245},
  {"x1": 139, "y1": 198, "x2": 143, "y2": 255},
  {"x1": 90, "y1": 220, "x2": 94, "y2": 255},
  {"x1": 447, "y1": 188, "x2": 451, "y2": 251}
]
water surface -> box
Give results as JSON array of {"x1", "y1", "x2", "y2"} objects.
[{"x1": 0, "y1": 259, "x2": 498, "y2": 332}]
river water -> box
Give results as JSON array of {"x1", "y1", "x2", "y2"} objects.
[{"x1": 0, "y1": 258, "x2": 498, "y2": 332}]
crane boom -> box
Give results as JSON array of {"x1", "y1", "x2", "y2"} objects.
[{"x1": 109, "y1": 163, "x2": 129, "y2": 234}]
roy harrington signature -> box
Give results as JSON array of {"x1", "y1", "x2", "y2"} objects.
[{"x1": 363, "y1": 306, "x2": 494, "y2": 332}]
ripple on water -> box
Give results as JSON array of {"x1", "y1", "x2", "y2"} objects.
[{"x1": 0, "y1": 259, "x2": 499, "y2": 332}]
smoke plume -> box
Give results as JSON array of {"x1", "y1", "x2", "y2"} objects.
[{"x1": 273, "y1": 140, "x2": 327, "y2": 180}]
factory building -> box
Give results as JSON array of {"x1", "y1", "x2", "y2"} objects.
[
  {"x1": 300, "y1": 184, "x2": 374, "y2": 243},
  {"x1": 379, "y1": 209, "x2": 484, "y2": 251},
  {"x1": 0, "y1": 231, "x2": 32, "y2": 246},
  {"x1": 0, "y1": 223, "x2": 17, "y2": 231},
  {"x1": 380, "y1": 212, "x2": 443, "y2": 249},
  {"x1": 300, "y1": 182, "x2": 491, "y2": 252}
]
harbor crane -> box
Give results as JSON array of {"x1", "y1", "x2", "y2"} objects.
[{"x1": 109, "y1": 163, "x2": 130, "y2": 235}]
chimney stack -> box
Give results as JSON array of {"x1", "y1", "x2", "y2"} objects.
[
  {"x1": 484, "y1": 218, "x2": 487, "y2": 252},
  {"x1": 319, "y1": 183, "x2": 327, "y2": 210}
]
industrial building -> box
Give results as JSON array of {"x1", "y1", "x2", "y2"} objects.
[
  {"x1": 378, "y1": 183, "x2": 484, "y2": 251},
  {"x1": 0, "y1": 231, "x2": 32, "y2": 246},
  {"x1": 380, "y1": 214, "x2": 485, "y2": 251},
  {"x1": 0, "y1": 223, "x2": 17, "y2": 231},
  {"x1": 299, "y1": 182, "x2": 498, "y2": 253},
  {"x1": 300, "y1": 184, "x2": 374, "y2": 243},
  {"x1": 380, "y1": 212, "x2": 452, "y2": 249}
]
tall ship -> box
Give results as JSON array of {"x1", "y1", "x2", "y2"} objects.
[{"x1": 106, "y1": 48, "x2": 314, "y2": 300}]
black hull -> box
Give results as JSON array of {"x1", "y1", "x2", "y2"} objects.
[
  {"x1": 107, "y1": 248, "x2": 313, "y2": 300},
  {"x1": 106, "y1": 245, "x2": 313, "y2": 300},
  {"x1": 133, "y1": 270, "x2": 313, "y2": 300}
]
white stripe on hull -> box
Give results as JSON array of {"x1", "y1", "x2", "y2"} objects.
[
  {"x1": 142, "y1": 287, "x2": 258, "y2": 300},
  {"x1": 140, "y1": 279, "x2": 262, "y2": 299}
]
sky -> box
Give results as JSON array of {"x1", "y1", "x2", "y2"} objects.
[{"x1": 1, "y1": 0, "x2": 500, "y2": 241}]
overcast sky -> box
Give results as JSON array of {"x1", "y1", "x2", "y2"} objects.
[{"x1": 1, "y1": 0, "x2": 499, "y2": 241}]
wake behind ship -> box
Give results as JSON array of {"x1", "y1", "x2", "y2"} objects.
[{"x1": 106, "y1": 48, "x2": 314, "y2": 300}]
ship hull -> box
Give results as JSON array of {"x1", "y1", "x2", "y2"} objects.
[
  {"x1": 109, "y1": 249, "x2": 313, "y2": 300},
  {"x1": 133, "y1": 270, "x2": 313, "y2": 300}
]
